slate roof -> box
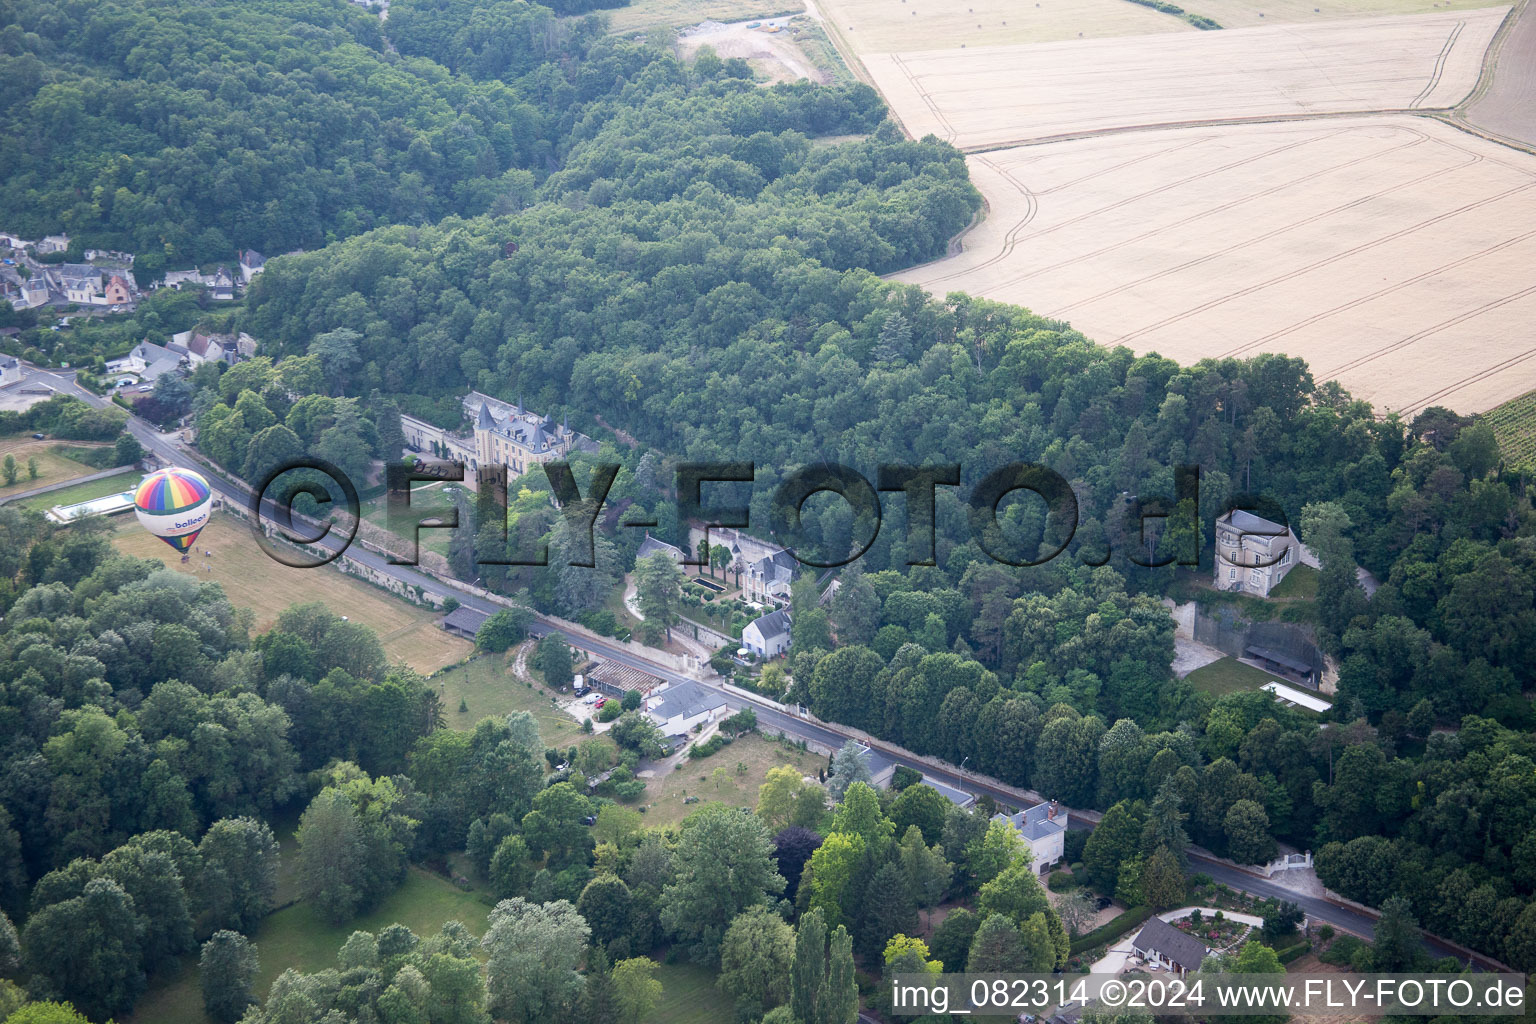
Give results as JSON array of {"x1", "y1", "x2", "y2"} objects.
[
  {"x1": 747, "y1": 608, "x2": 792, "y2": 642},
  {"x1": 647, "y1": 680, "x2": 727, "y2": 724},
  {"x1": 1131, "y1": 917, "x2": 1208, "y2": 972},
  {"x1": 636, "y1": 532, "x2": 685, "y2": 564},
  {"x1": 921, "y1": 775, "x2": 975, "y2": 807},
  {"x1": 442, "y1": 605, "x2": 490, "y2": 635},
  {"x1": 1223, "y1": 509, "x2": 1289, "y2": 537},
  {"x1": 993, "y1": 801, "x2": 1067, "y2": 841}
]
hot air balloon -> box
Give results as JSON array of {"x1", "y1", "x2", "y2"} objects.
[{"x1": 134, "y1": 467, "x2": 214, "y2": 553}]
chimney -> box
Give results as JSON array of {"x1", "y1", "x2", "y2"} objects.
[{"x1": 1048, "y1": 800, "x2": 1059, "y2": 820}]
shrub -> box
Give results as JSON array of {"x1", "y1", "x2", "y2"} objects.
[
  {"x1": 1047, "y1": 871, "x2": 1077, "y2": 892},
  {"x1": 1318, "y1": 924, "x2": 1335, "y2": 942},
  {"x1": 1069, "y1": 906, "x2": 1153, "y2": 955},
  {"x1": 596, "y1": 702, "x2": 622, "y2": 722},
  {"x1": 1319, "y1": 935, "x2": 1365, "y2": 966},
  {"x1": 1276, "y1": 942, "x2": 1311, "y2": 964},
  {"x1": 688, "y1": 734, "x2": 732, "y2": 759}
]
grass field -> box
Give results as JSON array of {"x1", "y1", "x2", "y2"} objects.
[
  {"x1": 110, "y1": 512, "x2": 473, "y2": 674},
  {"x1": 127, "y1": 868, "x2": 492, "y2": 1024},
  {"x1": 11, "y1": 472, "x2": 134, "y2": 511},
  {"x1": 604, "y1": 0, "x2": 803, "y2": 33},
  {"x1": 1485, "y1": 389, "x2": 1536, "y2": 470},
  {"x1": 434, "y1": 650, "x2": 598, "y2": 745},
  {"x1": 640, "y1": 732, "x2": 824, "y2": 827},
  {"x1": 0, "y1": 435, "x2": 110, "y2": 500},
  {"x1": 896, "y1": 115, "x2": 1536, "y2": 416},
  {"x1": 359, "y1": 481, "x2": 459, "y2": 559},
  {"x1": 644, "y1": 962, "x2": 737, "y2": 1024},
  {"x1": 1268, "y1": 564, "x2": 1319, "y2": 601},
  {"x1": 1184, "y1": 656, "x2": 1281, "y2": 696}
]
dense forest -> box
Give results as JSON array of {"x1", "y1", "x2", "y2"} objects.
[
  {"x1": 0, "y1": 0, "x2": 608, "y2": 274},
  {"x1": 190, "y1": 0, "x2": 1536, "y2": 974}
]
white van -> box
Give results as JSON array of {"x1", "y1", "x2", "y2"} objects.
[{"x1": 572, "y1": 674, "x2": 585, "y2": 695}]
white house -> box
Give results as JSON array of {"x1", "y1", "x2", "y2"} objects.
[
  {"x1": 55, "y1": 264, "x2": 103, "y2": 305},
  {"x1": 635, "y1": 531, "x2": 686, "y2": 567},
  {"x1": 169, "y1": 329, "x2": 251, "y2": 367},
  {"x1": 1130, "y1": 917, "x2": 1208, "y2": 976},
  {"x1": 237, "y1": 249, "x2": 266, "y2": 283},
  {"x1": 1214, "y1": 509, "x2": 1298, "y2": 597},
  {"x1": 207, "y1": 267, "x2": 235, "y2": 301},
  {"x1": 993, "y1": 800, "x2": 1067, "y2": 875},
  {"x1": 161, "y1": 269, "x2": 206, "y2": 290},
  {"x1": 644, "y1": 680, "x2": 729, "y2": 736},
  {"x1": 108, "y1": 340, "x2": 182, "y2": 381},
  {"x1": 0, "y1": 356, "x2": 23, "y2": 387},
  {"x1": 742, "y1": 608, "x2": 792, "y2": 659},
  {"x1": 37, "y1": 234, "x2": 69, "y2": 255}
]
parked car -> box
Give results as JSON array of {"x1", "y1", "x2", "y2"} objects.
[
  {"x1": 137, "y1": 384, "x2": 152, "y2": 392},
  {"x1": 31, "y1": 432, "x2": 45, "y2": 440}
]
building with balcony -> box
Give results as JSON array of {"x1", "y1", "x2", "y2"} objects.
[{"x1": 1213, "y1": 509, "x2": 1297, "y2": 597}]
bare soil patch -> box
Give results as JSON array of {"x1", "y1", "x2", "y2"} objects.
[{"x1": 678, "y1": 15, "x2": 831, "y2": 81}]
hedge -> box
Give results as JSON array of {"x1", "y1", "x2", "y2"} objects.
[
  {"x1": 1276, "y1": 942, "x2": 1311, "y2": 964},
  {"x1": 1070, "y1": 905, "x2": 1153, "y2": 955}
]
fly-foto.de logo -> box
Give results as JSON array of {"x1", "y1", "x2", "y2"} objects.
[{"x1": 250, "y1": 458, "x2": 1294, "y2": 572}]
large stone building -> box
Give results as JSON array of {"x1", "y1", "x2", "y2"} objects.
[
  {"x1": 399, "y1": 392, "x2": 595, "y2": 488},
  {"x1": 1214, "y1": 509, "x2": 1298, "y2": 597}
]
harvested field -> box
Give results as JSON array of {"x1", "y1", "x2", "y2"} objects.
[
  {"x1": 863, "y1": 7, "x2": 1506, "y2": 148},
  {"x1": 895, "y1": 115, "x2": 1536, "y2": 415},
  {"x1": 1192, "y1": 0, "x2": 1502, "y2": 29},
  {"x1": 0, "y1": 435, "x2": 107, "y2": 500},
  {"x1": 112, "y1": 512, "x2": 473, "y2": 674},
  {"x1": 1463, "y1": 0, "x2": 1536, "y2": 146},
  {"x1": 816, "y1": 0, "x2": 1191, "y2": 52}
]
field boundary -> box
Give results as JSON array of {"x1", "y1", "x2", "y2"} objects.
[
  {"x1": 0, "y1": 464, "x2": 135, "y2": 506},
  {"x1": 957, "y1": 106, "x2": 1461, "y2": 155}
]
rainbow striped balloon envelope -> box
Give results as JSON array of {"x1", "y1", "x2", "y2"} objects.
[{"x1": 133, "y1": 467, "x2": 214, "y2": 552}]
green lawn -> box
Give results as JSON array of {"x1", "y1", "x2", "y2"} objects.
[
  {"x1": 11, "y1": 472, "x2": 135, "y2": 511},
  {"x1": 435, "y1": 650, "x2": 595, "y2": 747},
  {"x1": 1184, "y1": 656, "x2": 1279, "y2": 697},
  {"x1": 644, "y1": 962, "x2": 736, "y2": 1024},
  {"x1": 129, "y1": 868, "x2": 492, "y2": 1024},
  {"x1": 1268, "y1": 564, "x2": 1318, "y2": 601},
  {"x1": 359, "y1": 481, "x2": 460, "y2": 558}
]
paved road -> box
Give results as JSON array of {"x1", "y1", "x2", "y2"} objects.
[{"x1": 23, "y1": 361, "x2": 1495, "y2": 971}]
